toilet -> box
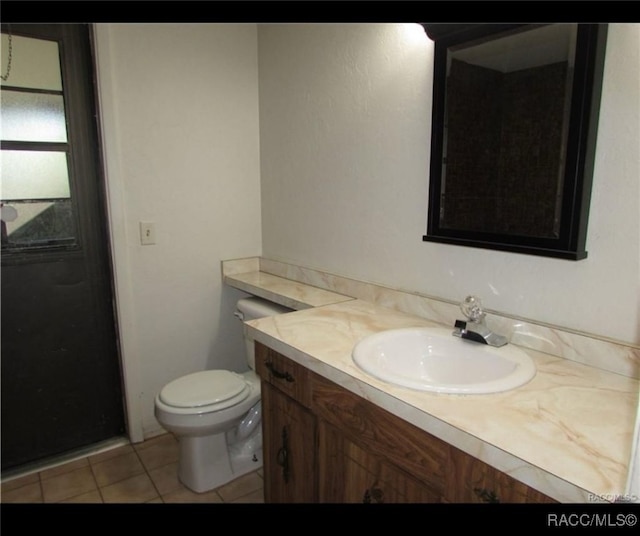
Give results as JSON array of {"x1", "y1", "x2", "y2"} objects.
[{"x1": 154, "y1": 296, "x2": 293, "y2": 493}]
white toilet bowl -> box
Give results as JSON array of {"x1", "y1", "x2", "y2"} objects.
[
  {"x1": 153, "y1": 297, "x2": 292, "y2": 493},
  {"x1": 154, "y1": 369, "x2": 261, "y2": 492}
]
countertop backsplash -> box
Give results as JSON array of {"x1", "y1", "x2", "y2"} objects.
[{"x1": 224, "y1": 256, "x2": 639, "y2": 380}]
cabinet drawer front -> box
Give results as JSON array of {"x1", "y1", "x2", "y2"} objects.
[
  {"x1": 312, "y1": 373, "x2": 447, "y2": 492},
  {"x1": 446, "y1": 446, "x2": 556, "y2": 503},
  {"x1": 255, "y1": 342, "x2": 311, "y2": 407},
  {"x1": 318, "y1": 421, "x2": 441, "y2": 503}
]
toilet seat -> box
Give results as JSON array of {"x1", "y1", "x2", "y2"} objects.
[{"x1": 159, "y1": 370, "x2": 250, "y2": 411}]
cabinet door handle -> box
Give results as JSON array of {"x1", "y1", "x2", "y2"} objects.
[
  {"x1": 276, "y1": 426, "x2": 290, "y2": 483},
  {"x1": 265, "y1": 361, "x2": 294, "y2": 383},
  {"x1": 474, "y1": 487, "x2": 500, "y2": 503},
  {"x1": 363, "y1": 485, "x2": 384, "y2": 503}
]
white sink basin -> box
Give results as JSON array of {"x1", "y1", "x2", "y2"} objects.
[{"x1": 352, "y1": 326, "x2": 536, "y2": 394}]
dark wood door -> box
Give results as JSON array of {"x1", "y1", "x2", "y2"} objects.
[{"x1": 1, "y1": 24, "x2": 125, "y2": 471}]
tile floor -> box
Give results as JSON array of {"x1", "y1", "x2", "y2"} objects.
[{"x1": 0, "y1": 433, "x2": 264, "y2": 504}]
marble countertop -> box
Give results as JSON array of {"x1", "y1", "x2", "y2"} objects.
[
  {"x1": 225, "y1": 267, "x2": 638, "y2": 503},
  {"x1": 224, "y1": 270, "x2": 353, "y2": 310}
]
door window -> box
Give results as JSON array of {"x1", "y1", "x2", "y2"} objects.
[{"x1": 1, "y1": 32, "x2": 77, "y2": 250}]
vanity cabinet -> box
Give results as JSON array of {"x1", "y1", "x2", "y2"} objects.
[
  {"x1": 256, "y1": 344, "x2": 317, "y2": 502},
  {"x1": 256, "y1": 342, "x2": 556, "y2": 504}
]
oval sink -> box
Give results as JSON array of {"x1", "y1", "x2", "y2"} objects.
[{"x1": 352, "y1": 326, "x2": 536, "y2": 394}]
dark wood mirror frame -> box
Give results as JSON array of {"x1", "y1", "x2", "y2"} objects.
[{"x1": 422, "y1": 23, "x2": 608, "y2": 260}]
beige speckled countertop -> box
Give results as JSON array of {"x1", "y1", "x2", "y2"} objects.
[
  {"x1": 225, "y1": 270, "x2": 353, "y2": 310},
  {"x1": 225, "y1": 267, "x2": 638, "y2": 503}
]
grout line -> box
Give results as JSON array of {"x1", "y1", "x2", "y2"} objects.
[
  {"x1": 38, "y1": 473, "x2": 45, "y2": 504},
  {"x1": 87, "y1": 457, "x2": 106, "y2": 504},
  {"x1": 134, "y1": 448, "x2": 163, "y2": 503}
]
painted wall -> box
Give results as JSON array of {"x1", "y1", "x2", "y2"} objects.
[
  {"x1": 94, "y1": 22, "x2": 638, "y2": 441},
  {"x1": 259, "y1": 23, "x2": 640, "y2": 345},
  {"x1": 94, "y1": 24, "x2": 261, "y2": 438}
]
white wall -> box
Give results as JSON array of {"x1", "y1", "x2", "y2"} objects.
[
  {"x1": 259, "y1": 23, "x2": 640, "y2": 345},
  {"x1": 94, "y1": 24, "x2": 262, "y2": 439},
  {"x1": 93, "y1": 22, "x2": 638, "y2": 441}
]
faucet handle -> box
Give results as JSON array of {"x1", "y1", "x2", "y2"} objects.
[
  {"x1": 454, "y1": 319, "x2": 467, "y2": 330},
  {"x1": 460, "y1": 295, "x2": 485, "y2": 323}
]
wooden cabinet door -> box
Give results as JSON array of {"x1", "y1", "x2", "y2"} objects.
[
  {"x1": 318, "y1": 421, "x2": 440, "y2": 503},
  {"x1": 261, "y1": 381, "x2": 317, "y2": 502},
  {"x1": 312, "y1": 371, "x2": 447, "y2": 498},
  {"x1": 445, "y1": 446, "x2": 556, "y2": 503}
]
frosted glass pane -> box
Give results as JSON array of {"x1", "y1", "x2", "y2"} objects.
[
  {"x1": 1, "y1": 199, "x2": 76, "y2": 247},
  {"x1": 1, "y1": 90, "x2": 67, "y2": 142},
  {"x1": 1, "y1": 150, "x2": 70, "y2": 200},
  {"x1": 1, "y1": 34, "x2": 62, "y2": 91}
]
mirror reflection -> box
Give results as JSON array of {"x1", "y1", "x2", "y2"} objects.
[
  {"x1": 442, "y1": 25, "x2": 576, "y2": 238},
  {"x1": 423, "y1": 23, "x2": 608, "y2": 260}
]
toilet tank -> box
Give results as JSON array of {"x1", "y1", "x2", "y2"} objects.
[{"x1": 235, "y1": 297, "x2": 293, "y2": 370}]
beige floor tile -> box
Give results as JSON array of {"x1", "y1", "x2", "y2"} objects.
[
  {"x1": 101, "y1": 473, "x2": 159, "y2": 503},
  {"x1": 147, "y1": 462, "x2": 183, "y2": 495},
  {"x1": 41, "y1": 466, "x2": 97, "y2": 503},
  {"x1": 1, "y1": 482, "x2": 43, "y2": 503},
  {"x1": 229, "y1": 488, "x2": 265, "y2": 503},
  {"x1": 134, "y1": 434, "x2": 179, "y2": 471},
  {"x1": 88, "y1": 444, "x2": 135, "y2": 465},
  {"x1": 133, "y1": 433, "x2": 175, "y2": 452},
  {"x1": 91, "y1": 451, "x2": 145, "y2": 487},
  {"x1": 39, "y1": 457, "x2": 90, "y2": 480},
  {"x1": 215, "y1": 471, "x2": 264, "y2": 502},
  {"x1": 162, "y1": 486, "x2": 224, "y2": 503},
  {"x1": 1, "y1": 472, "x2": 39, "y2": 493},
  {"x1": 60, "y1": 489, "x2": 103, "y2": 503},
  {"x1": 1, "y1": 431, "x2": 264, "y2": 505}
]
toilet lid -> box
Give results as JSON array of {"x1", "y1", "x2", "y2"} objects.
[{"x1": 159, "y1": 370, "x2": 249, "y2": 409}]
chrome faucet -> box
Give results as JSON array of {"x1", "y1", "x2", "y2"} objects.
[{"x1": 452, "y1": 295, "x2": 508, "y2": 347}]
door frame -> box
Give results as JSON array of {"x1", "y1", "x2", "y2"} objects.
[{"x1": 91, "y1": 24, "x2": 143, "y2": 443}]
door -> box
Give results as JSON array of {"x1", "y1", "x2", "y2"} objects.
[{"x1": 1, "y1": 24, "x2": 125, "y2": 471}]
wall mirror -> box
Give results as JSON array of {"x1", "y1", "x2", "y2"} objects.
[{"x1": 422, "y1": 23, "x2": 608, "y2": 260}]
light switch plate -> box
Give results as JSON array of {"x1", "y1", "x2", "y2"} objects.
[{"x1": 139, "y1": 222, "x2": 156, "y2": 245}]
